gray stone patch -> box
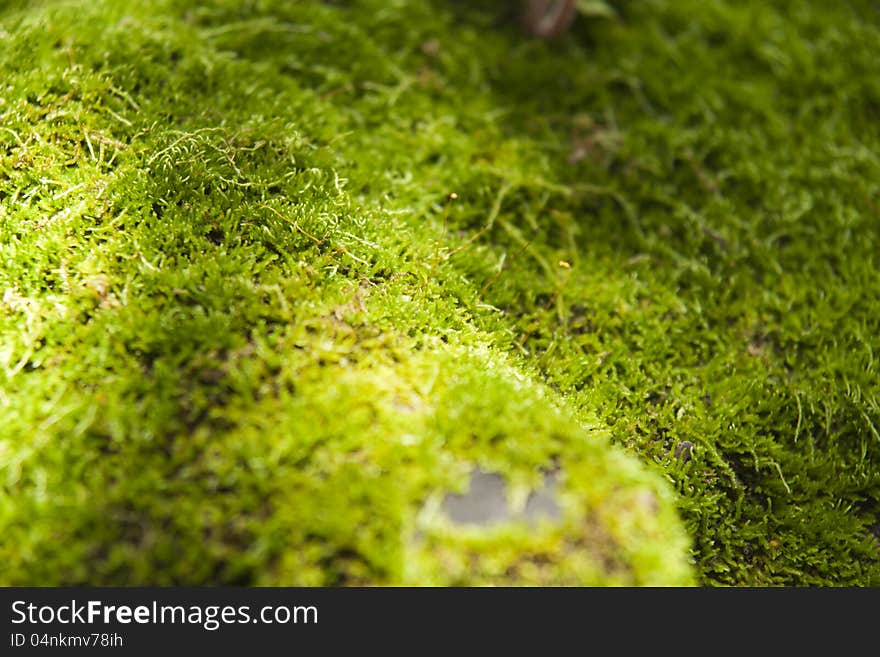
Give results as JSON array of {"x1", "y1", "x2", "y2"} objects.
[
  {"x1": 523, "y1": 471, "x2": 562, "y2": 524},
  {"x1": 442, "y1": 468, "x2": 562, "y2": 528},
  {"x1": 442, "y1": 470, "x2": 512, "y2": 526},
  {"x1": 674, "y1": 441, "x2": 694, "y2": 462}
]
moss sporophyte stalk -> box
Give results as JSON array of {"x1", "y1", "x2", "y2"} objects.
[{"x1": 0, "y1": 0, "x2": 878, "y2": 585}]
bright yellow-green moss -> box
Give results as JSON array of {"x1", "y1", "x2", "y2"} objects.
[{"x1": 1, "y1": 0, "x2": 878, "y2": 586}]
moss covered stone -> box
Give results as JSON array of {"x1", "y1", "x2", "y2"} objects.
[{"x1": 1, "y1": 0, "x2": 878, "y2": 585}]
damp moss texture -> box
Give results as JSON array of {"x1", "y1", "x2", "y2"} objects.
[{"x1": 1, "y1": 0, "x2": 878, "y2": 586}]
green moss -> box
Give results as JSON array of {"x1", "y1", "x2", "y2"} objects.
[{"x1": 1, "y1": 0, "x2": 878, "y2": 585}]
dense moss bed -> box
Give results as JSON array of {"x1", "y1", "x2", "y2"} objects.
[{"x1": 1, "y1": 0, "x2": 878, "y2": 585}]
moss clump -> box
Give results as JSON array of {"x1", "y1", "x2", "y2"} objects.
[
  {"x1": 0, "y1": 0, "x2": 693, "y2": 585},
  {"x1": 1, "y1": 0, "x2": 878, "y2": 586}
]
